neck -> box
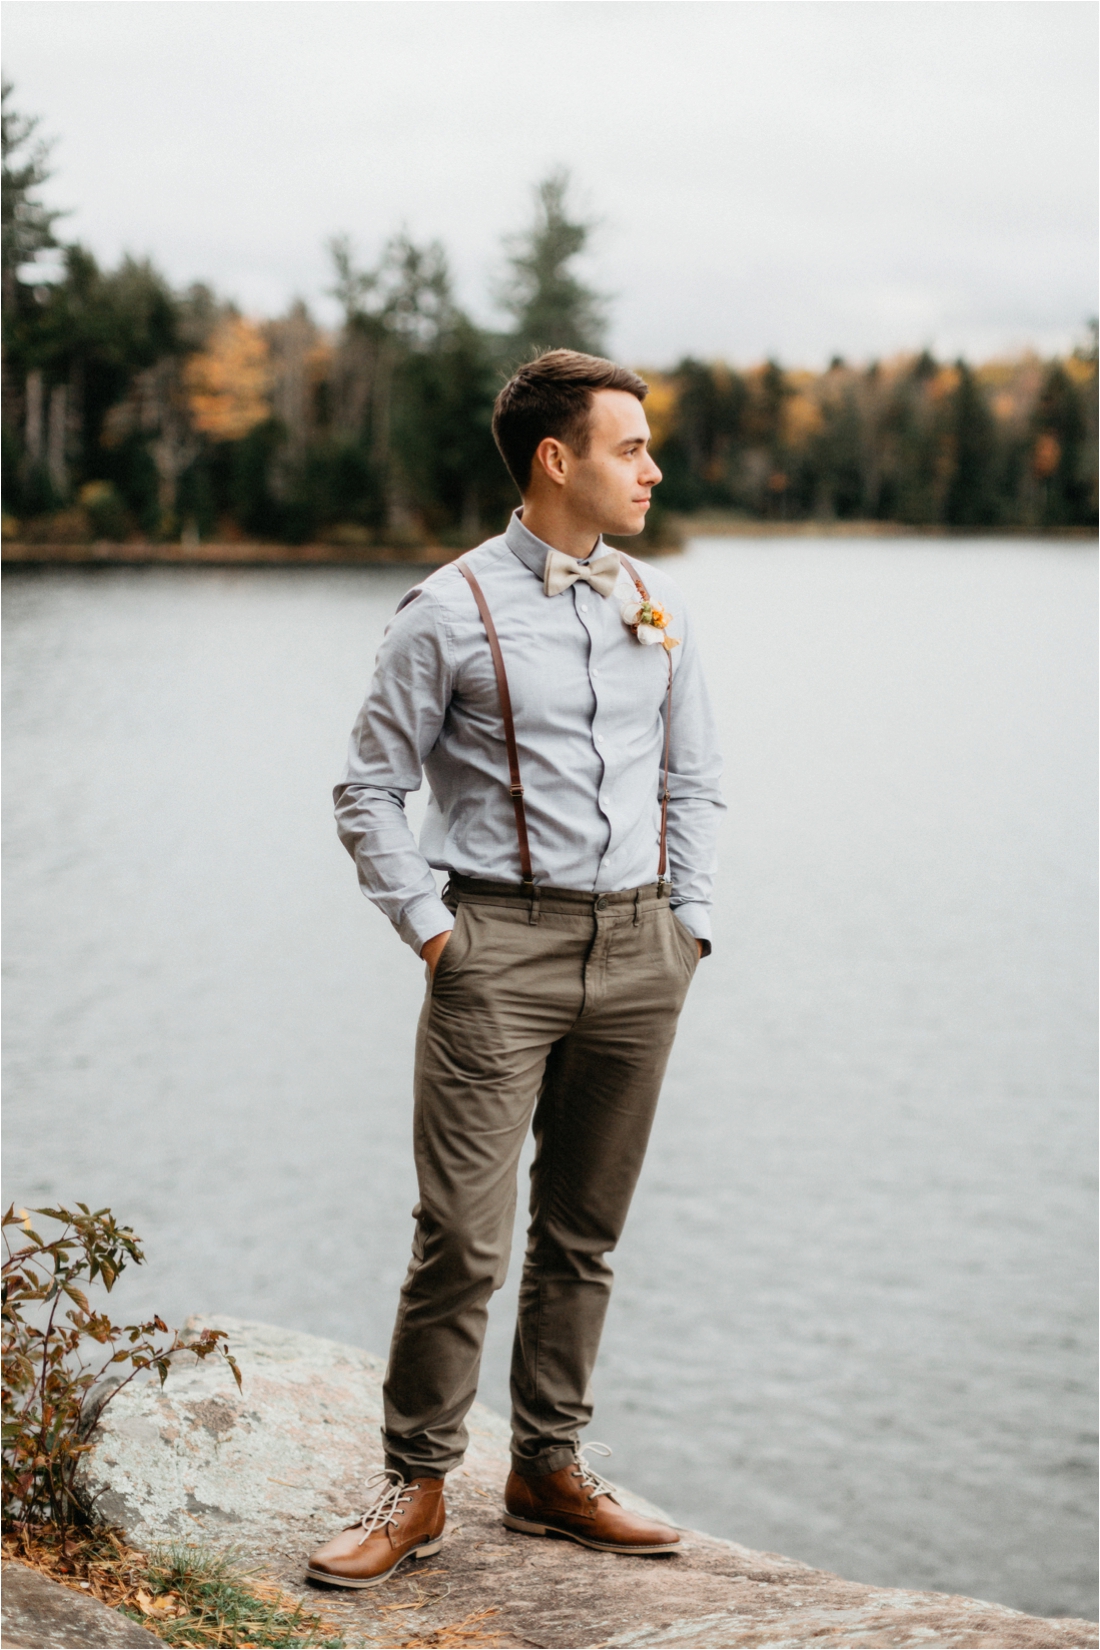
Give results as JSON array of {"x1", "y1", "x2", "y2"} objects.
[{"x1": 518, "y1": 498, "x2": 602, "y2": 561}]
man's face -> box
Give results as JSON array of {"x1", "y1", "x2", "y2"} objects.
[{"x1": 542, "y1": 388, "x2": 663, "y2": 538}]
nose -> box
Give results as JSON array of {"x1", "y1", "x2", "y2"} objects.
[{"x1": 642, "y1": 453, "x2": 663, "y2": 487}]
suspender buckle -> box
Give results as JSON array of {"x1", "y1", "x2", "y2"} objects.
[
  {"x1": 509, "y1": 783, "x2": 524, "y2": 798},
  {"x1": 657, "y1": 876, "x2": 671, "y2": 898}
]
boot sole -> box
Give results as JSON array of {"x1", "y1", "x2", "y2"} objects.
[
  {"x1": 306, "y1": 1535, "x2": 445, "y2": 1588},
  {"x1": 502, "y1": 1512, "x2": 679, "y2": 1555}
]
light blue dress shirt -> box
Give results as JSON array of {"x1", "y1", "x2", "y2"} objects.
[{"x1": 335, "y1": 511, "x2": 725, "y2": 955}]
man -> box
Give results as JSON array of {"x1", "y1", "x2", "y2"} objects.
[{"x1": 309, "y1": 350, "x2": 724, "y2": 1587}]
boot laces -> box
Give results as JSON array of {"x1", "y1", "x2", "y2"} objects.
[
  {"x1": 352, "y1": 1469, "x2": 419, "y2": 1545},
  {"x1": 571, "y1": 1441, "x2": 617, "y2": 1501}
]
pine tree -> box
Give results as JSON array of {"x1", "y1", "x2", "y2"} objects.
[
  {"x1": 945, "y1": 362, "x2": 998, "y2": 527},
  {"x1": 1, "y1": 80, "x2": 62, "y2": 310},
  {"x1": 499, "y1": 171, "x2": 606, "y2": 359}
]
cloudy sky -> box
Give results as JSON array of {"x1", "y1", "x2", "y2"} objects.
[{"x1": 4, "y1": 1, "x2": 1096, "y2": 367}]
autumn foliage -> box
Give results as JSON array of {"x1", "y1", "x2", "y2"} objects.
[
  {"x1": 2, "y1": 1203, "x2": 238, "y2": 1532},
  {"x1": 183, "y1": 317, "x2": 272, "y2": 442},
  {"x1": 3, "y1": 83, "x2": 1096, "y2": 547}
]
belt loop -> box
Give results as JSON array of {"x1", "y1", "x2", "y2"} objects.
[
  {"x1": 633, "y1": 887, "x2": 641, "y2": 927},
  {"x1": 528, "y1": 885, "x2": 541, "y2": 926}
]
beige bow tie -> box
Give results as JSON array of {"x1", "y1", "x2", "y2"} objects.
[{"x1": 543, "y1": 548, "x2": 622, "y2": 599}]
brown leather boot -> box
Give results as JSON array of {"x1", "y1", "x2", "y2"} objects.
[
  {"x1": 306, "y1": 1469, "x2": 446, "y2": 1587},
  {"x1": 503, "y1": 1444, "x2": 680, "y2": 1555}
]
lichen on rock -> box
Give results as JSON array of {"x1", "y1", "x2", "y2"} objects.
[{"x1": 77, "y1": 1317, "x2": 1099, "y2": 1650}]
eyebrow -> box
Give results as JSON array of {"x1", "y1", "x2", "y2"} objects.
[{"x1": 615, "y1": 434, "x2": 651, "y2": 450}]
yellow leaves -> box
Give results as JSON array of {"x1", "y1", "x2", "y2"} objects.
[
  {"x1": 635, "y1": 371, "x2": 677, "y2": 449},
  {"x1": 184, "y1": 317, "x2": 272, "y2": 441},
  {"x1": 133, "y1": 1587, "x2": 184, "y2": 1619},
  {"x1": 1064, "y1": 353, "x2": 1096, "y2": 387},
  {"x1": 780, "y1": 393, "x2": 823, "y2": 449},
  {"x1": 927, "y1": 366, "x2": 961, "y2": 403}
]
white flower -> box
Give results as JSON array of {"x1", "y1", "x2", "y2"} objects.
[{"x1": 622, "y1": 593, "x2": 679, "y2": 649}]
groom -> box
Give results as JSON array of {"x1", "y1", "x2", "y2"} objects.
[{"x1": 310, "y1": 349, "x2": 724, "y2": 1587}]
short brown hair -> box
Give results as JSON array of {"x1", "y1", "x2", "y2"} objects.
[{"x1": 492, "y1": 349, "x2": 648, "y2": 493}]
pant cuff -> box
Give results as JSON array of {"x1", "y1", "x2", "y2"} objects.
[
  {"x1": 383, "y1": 1452, "x2": 450, "y2": 1483},
  {"x1": 509, "y1": 1443, "x2": 578, "y2": 1478}
]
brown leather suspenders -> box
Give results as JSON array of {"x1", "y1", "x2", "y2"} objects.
[
  {"x1": 458, "y1": 553, "x2": 673, "y2": 895},
  {"x1": 618, "y1": 552, "x2": 674, "y2": 894},
  {"x1": 458, "y1": 562, "x2": 535, "y2": 888}
]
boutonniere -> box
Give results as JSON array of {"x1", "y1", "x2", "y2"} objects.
[{"x1": 621, "y1": 596, "x2": 680, "y2": 651}]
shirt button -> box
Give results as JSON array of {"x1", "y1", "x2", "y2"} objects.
[
  {"x1": 595, "y1": 734, "x2": 604, "y2": 744},
  {"x1": 592, "y1": 668, "x2": 599, "y2": 677},
  {"x1": 580, "y1": 602, "x2": 588, "y2": 613}
]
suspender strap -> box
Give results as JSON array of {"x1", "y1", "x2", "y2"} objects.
[
  {"x1": 458, "y1": 561, "x2": 535, "y2": 888},
  {"x1": 618, "y1": 552, "x2": 674, "y2": 893},
  {"x1": 459, "y1": 552, "x2": 674, "y2": 898}
]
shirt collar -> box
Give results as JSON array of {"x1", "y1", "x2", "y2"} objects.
[{"x1": 504, "y1": 509, "x2": 604, "y2": 582}]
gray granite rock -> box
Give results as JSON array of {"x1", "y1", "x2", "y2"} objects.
[
  {"x1": 77, "y1": 1317, "x2": 1098, "y2": 1650},
  {"x1": 0, "y1": 1563, "x2": 168, "y2": 1649}
]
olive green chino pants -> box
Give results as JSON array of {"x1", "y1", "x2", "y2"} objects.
[{"x1": 382, "y1": 875, "x2": 699, "y2": 1482}]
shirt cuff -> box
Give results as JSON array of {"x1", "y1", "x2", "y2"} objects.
[
  {"x1": 670, "y1": 900, "x2": 712, "y2": 956},
  {"x1": 398, "y1": 893, "x2": 455, "y2": 956}
]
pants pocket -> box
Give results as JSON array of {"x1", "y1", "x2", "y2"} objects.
[
  {"x1": 670, "y1": 909, "x2": 700, "y2": 977},
  {"x1": 429, "y1": 902, "x2": 472, "y2": 988}
]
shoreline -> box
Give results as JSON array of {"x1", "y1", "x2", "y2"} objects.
[{"x1": 2, "y1": 519, "x2": 1095, "y2": 570}]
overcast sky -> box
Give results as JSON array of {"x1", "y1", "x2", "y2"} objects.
[{"x1": 4, "y1": 1, "x2": 1096, "y2": 367}]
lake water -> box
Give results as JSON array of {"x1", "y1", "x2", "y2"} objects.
[{"x1": 3, "y1": 538, "x2": 1096, "y2": 1621}]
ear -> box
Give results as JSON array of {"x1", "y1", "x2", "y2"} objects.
[{"x1": 531, "y1": 436, "x2": 571, "y2": 490}]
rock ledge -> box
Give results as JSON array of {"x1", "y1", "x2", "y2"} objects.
[{"x1": 76, "y1": 1317, "x2": 1098, "y2": 1649}]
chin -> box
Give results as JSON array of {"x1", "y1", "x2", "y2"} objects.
[{"x1": 606, "y1": 515, "x2": 647, "y2": 539}]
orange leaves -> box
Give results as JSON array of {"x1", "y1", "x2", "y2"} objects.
[
  {"x1": 184, "y1": 317, "x2": 272, "y2": 441},
  {"x1": 1032, "y1": 433, "x2": 1062, "y2": 479}
]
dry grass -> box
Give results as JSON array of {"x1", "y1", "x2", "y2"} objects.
[
  {"x1": 384, "y1": 1607, "x2": 504, "y2": 1647},
  {"x1": 2, "y1": 1524, "x2": 508, "y2": 1647},
  {"x1": 2, "y1": 1523, "x2": 343, "y2": 1646}
]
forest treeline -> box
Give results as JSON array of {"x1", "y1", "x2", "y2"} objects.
[{"x1": 3, "y1": 83, "x2": 1096, "y2": 549}]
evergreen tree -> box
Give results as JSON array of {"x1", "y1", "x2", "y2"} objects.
[
  {"x1": 945, "y1": 362, "x2": 998, "y2": 527},
  {"x1": 1, "y1": 80, "x2": 62, "y2": 310},
  {"x1": 814, "y1": 388, "x2": 866, "y2": 519},
  {"x1": 1031, "y1": 355, "x2": 1097, "y2": 528},
  {"x1": 499, "y1": 171, "x2": 606, "y2": 359}
]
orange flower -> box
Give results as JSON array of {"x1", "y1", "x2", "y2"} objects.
[{"x1": 621, "y1": 596, "x2": 680, "y2": 650}]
